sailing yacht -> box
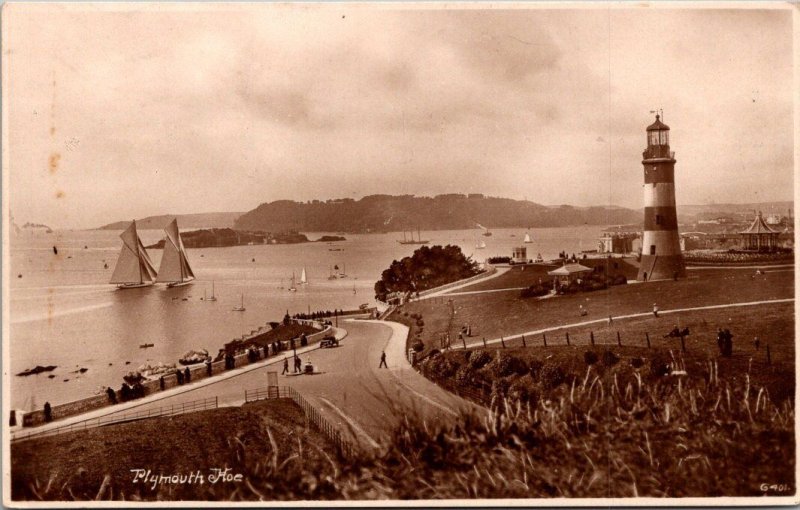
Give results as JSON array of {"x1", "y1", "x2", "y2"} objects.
[
  {"x1": 156, "y1": 219, "x2": 195, "y2": 287},
  {"x1": 475, "y1": 236, "x2": 486, "y2": 249},
  {"x1": 300, "y1": 267, "x2": 308, "y2": 285},
  {"x1": 232, "y1": 294, "x2": 246, "y2": 312},
  {"x1": 524, "y1": 232, "x2": 532, "y2": 244},
  {"x1": 288, "y1": 272, "x2": 298, "y2": 292},
  {"x1": 109, "y1": 220, "x2": 158, "y2": 289},
  {"x1": 207, "y1": 281, "x2": 217, "y2": 301}
]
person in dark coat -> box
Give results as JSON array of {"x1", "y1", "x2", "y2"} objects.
[
  {"x1": 379, "y1": 351, "x2": 388, "y2": 369},
  {"x1": 176, "y1": 369, "x2": 184, "y2": 385},
  {"x1": 206, "y1": 359, "x2": 213, "y2": 377},
  {"x1": 282, "y1": 357, "x2": 289, "y2": 375},
  {"x1": 159, "y1": 376, "x2": 165, "y2": 391},
  {"x1": 43, "y1": 402, "x2": 52, "y2": 422},
  {"x1": 184, "y1": 366, "x2": 191, "y2": 383},
  {"x1": 294, "y1": 355, "x2": 301, "y2": 373}
]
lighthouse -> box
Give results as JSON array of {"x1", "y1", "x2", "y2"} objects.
[{"x1": 637, "y1": 114, "x2": 685, "y2": 282}]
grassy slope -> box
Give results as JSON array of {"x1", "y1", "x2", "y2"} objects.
[
  {"x1": 460, "y1": 258, "x2": 639, "y2": 293},
  {"x1": 396, "y1": 268, "x2": 793, "y2": 356},
  {"x1": 11, "y1": 399, "x2": 338, "y2": 501}
]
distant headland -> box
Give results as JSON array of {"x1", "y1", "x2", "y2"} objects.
[
  {"x1": 93, "y1": 195, "x2": 793, "y2": 234},
  {"x1": 145, "y1": 229, "x2": 345, "y2": 249}
]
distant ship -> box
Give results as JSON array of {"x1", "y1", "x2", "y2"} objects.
[
  {"x1": 524, "y1": 232, "x2": 532, "y2": 244},
  {"x1": 232, "y1": 294, "x2": 246, "y2": 312},
  {"x1": 289, "y1": 272, "x2": 298, "y2": 292},
  {"x1": 156, "y1": 219, "x2": 195, "y2": 288},
  {"x1": 476, "y1": 223, "x2": 492, "y2": 237},
  {"x1": 398, "y1": 228, "x2": 429, "y2": 245},
  {"x1": 300, "y1": 267, "x2": 308, "y2": 285},
  {"x1": 109, "y1": 220, "x2": 158, "y2": 289}
]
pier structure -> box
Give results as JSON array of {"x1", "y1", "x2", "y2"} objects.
[{"x1": 637, "y1": 113, "x2": 686, "y2": 281}]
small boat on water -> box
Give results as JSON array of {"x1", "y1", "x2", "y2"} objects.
[
  {"x1": 288, "y1": 272, "x2": 298, "y2": 292},
  {"x1": 232, "y1": 294, "x2": 246, "y2": 312},
  {"x1": 110, "y1": 220, "x2": 158, "y2": 289},
  {"x1": 524, "y1": 232, "x2": 532, "y2": 244},
  {"x1": 156, "y1": 218, "x2": 195, "y2": 288},
  {"x1": 476, "y1": 239, "x2": 486, "y2": 249},
  {"x1": 139, "y1": 343, "x2": 155, "y2": 349},
  {"x1": 300, "y1": 267, "x2": 308, "y2": 285}
]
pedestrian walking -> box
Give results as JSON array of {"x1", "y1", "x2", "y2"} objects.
[
  {"x1": 44, "y1": 402, "x2": 52, "y2": 423},
  {"x1": 282, "y1": 357, "x2": 289, "y2": 375},
  {"x1": 184, "y1": 366, "x2": 191, "y2": 383},
  {"x1": 379, "y1": 351, "x2": 388, "y2": 368},
  {"x1": 652, "y1": 303, "x2": 659, "y2": 318},
  {"x1": 159, "y1": 375, "x2": 165, "y2": 391},
  {"x1": 294, "y1": 355, "x2": 301, "y2": 373}
]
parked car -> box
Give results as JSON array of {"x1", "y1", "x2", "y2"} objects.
[{"x1": 320, "y1": 336, "x2": 339, "y2": 348}]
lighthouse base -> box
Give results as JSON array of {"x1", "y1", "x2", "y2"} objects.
[{"x1": 638, "y1": 254, "x2": 686, "y2": 282}]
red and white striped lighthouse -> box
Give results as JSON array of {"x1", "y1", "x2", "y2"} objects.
[{"x1": 637, "y1": 114, "x2": 685, "y2": 282}]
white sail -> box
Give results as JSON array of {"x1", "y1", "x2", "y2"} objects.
[
  {"x1": 157, "y1": 219, "x2": 195, "y2": 283},
  {"x1": 524, "y1": 233, "x2": 532, "y2": 243},
  {"x1": 110, "y1": 221, "x2": 157, "y2": 284},
  {"x1": 300, "y1": 267, "x2": 307, "y2": 284}
]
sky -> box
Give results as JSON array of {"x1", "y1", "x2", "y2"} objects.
[{"x1": 4, "y1": 3, "x2": 795, "y2": 229}]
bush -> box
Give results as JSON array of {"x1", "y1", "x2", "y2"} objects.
[
  {"x1": 268, "y1": 322, "x2": 280, "y2": 330},
  {"x1": 416, "y1": 319, "x2": 425, "y2": 327},
  {"x1": 630, "y1": 357, "x2": 644, "y2": 368},
  {"x1": 468, "y1": 350, "x2": 492, "y2": 370},
  {"x1": 647, "y1": 353, "x2": 670, "y2": 378},
  {"x1": 508, "y1": 374, "x2": 538, "y2": 403},
  {"x1": 520, "y1": 284, "x2": 549, "y2": 299},
  {"x1": 602, "y1": 350, "x2": 619, "y2": 367},
  {"x1": 527, "y1": 359, "x2": 544, "y2": 379},
  {"x1": 494, "y1": 353, "x2": 528, "y2": 377},
  {"x1": 454, "y1": 366, "x2": 473, "y2": 385},
  {"x1": 539, "y1": 363, "x2": 566, "y2": 389},
  {"x1": 427, "y1": 348, "x2": 441, "y2": 358},
  {"x1": 412, "y1": 340, "x2": 424, "y2": 352},
  {"x1": 583, "y1": 351, "x2": 599, "y2": 365}
]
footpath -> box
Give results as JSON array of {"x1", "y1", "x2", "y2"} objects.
[{"x1": 10, "y1": 327, "x2": 348, "y2": 441}]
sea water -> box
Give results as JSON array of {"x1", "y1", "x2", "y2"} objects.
[{"x1": 8, "y1": 225, "x2": 607, "y2": 409}]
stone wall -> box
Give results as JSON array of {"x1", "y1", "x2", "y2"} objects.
[{"x1": 21, "y1": 325, "x2": 333, "y2": 428}]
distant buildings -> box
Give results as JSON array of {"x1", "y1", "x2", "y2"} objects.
[{"x1": 511, "y1": 246, "x2": 527, "y2": 264}]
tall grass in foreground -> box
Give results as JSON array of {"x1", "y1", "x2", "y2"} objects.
[{"x1": 18, "y1": 361, "x2": 795, "y2": 500}]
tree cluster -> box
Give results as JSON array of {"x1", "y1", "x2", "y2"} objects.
[{"x1": 374, "y1": 245, "x2": 479, "y2": 302}]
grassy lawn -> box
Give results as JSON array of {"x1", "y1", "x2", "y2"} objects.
[
  {"x1": 11, "y1": 399, "x2": 337, "y2": 501},
  {"x1": 453, "y1": 257, "x2": 639, "y2": 293},
  {"x1": 396, "y1": 267, "x2": 793, "y2": 356}
]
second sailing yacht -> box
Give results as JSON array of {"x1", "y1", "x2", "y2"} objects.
[{"x1": 156, "y1": 219, "x2": 195, "y2": 287}]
